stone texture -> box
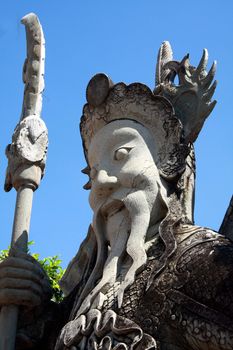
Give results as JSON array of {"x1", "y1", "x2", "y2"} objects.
[
  {"x1": 5, "y1": 12, "x2": 48, "y2": 193},
  {"x1": 1, "y1": 35, "x2": 233, "y2": 350}
]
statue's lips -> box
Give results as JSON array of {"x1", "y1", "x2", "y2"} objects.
[{"x1": 100, "y1": 200, "x2": 124, "y2": 219}]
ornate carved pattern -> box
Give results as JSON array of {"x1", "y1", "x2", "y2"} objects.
[
  {"x1": 80, "y1": 83, "x2": 189, "y2": 182},
  {"x1": 154, "y1": 42, "x2": 217, "y2": 143},
  {"x1": 116, "y1": 227, "x2": 233, "y2": 349},
  {"x1": 5, "y1": 13, "x2": 47, "y2": 192},
  {"x1": 55, "y1": 309, "x2": 157, "y2": 350},
  {"x1": 5, "y1": 116, "x2": 48, "y2": 191}
]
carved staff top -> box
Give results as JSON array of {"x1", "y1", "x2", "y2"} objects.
[
  {"x1": 4, "y1": 13, "x2": 48, "y2": 192},
  {"x1": 21, "y1": 13, "x2": 45, "y2": 120},
  {"x1": 0, "y1": 14, "x2": 48, "y2": 350}
]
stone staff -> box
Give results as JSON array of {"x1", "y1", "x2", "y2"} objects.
[{"x1": 0, "y1": 13, "x2": 48, "y2": 350}]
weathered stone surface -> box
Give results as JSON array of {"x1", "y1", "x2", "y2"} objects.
[
  {"x1": 55, "y1": 43, "x2": 233, "y2": 350},
  {"x1": 154, "y1": 41, "x2": 217, "y2": 143},
  {"x1": 5, "y1": 12, "x2": 48, "y2": 193},
  {"x1": 1, "y1": 34, "x2": 233, "y2": 350},
  {"x1": 5, "y1": 116, "x2": 48, "y2": 192},
  {"x1": 86, "y1": 73, "x2": 114, "y2": 107}
]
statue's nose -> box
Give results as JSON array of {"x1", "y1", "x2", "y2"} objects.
[{"x1": 94, "y1": 169, "x2": 119, "y2": 195}]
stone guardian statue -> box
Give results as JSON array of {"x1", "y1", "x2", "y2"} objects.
[{"x1": 1, "y1": 17, "x2": 233, "y2": 350}]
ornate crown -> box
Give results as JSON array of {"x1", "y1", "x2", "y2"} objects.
[{"x1": 80, "y1": 41, "x2": 216, "y2": 182}]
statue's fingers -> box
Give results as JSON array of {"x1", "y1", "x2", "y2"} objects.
[
  {"x1": 0, "y1": 277, "x2": 43, "y2": 297},
  {"x1": 0, "y1": 257, "x2": 44, "y2": 278},
  {"x1": 0, "y1": 288, "x2": 41, "y2": 306},
  {"x1": 0, "y1": 266, "x2": 43, "y2": 285},
  {"x1": 0, "y1": 258, "x2": 53, "y2": 300},
  {"x1": 10, "y1": 247, "x2": 43, "y2": 266},
  {"x1": 9, "y1": 246, "x2": 33, "y2": 260}
]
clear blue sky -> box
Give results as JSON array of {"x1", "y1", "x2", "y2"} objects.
[{"x1": 0, "y1": 1, "x2": 232, "y2": 267}]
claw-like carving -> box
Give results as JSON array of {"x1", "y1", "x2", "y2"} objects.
[
  {"x1": 194, "y1": 49, "x2": 208, "y2": 79},
  {"x1": 202, "y1": 61, "x2": 217, "y2": 88},
  {"x1": 154, "y1": 43, "x2": 217, "y2": 143}
]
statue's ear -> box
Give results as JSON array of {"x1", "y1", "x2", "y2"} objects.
[
  {"x1": 86, "y1": 73, "x2": 114, "y2": 107},
  {"x1": 154, "y1": 42, "x2": 217, "y2": 144},
  {"x1": 158, "y1": 141, "x2": 190, "y2": 182}
]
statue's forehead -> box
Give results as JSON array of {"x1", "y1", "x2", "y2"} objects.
[
  {"x1": 93, "y1": 119, "x2": 154, "y2": 140},
  {"x1": 89, "y1": 119, "x2": 152, "y2": 148},
  {"x1": 88, "y1": 119, "x2": 156, "y2": 165}
]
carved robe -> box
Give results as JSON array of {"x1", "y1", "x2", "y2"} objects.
[{"x1": 16, "y1": 225, "x2": 233, "y2": 350}]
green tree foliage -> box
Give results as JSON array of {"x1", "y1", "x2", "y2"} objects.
[{"x1": 0, "y1": 241, "x2": 65, "y2": 303}]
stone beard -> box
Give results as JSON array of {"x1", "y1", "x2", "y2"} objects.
[{"x1": 74, "y1": 119, "x2": 168, "y2": 317}]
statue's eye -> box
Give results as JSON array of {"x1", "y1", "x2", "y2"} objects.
[{"x1": 114, "y1": 147, "x2": 132, "y2": 161}]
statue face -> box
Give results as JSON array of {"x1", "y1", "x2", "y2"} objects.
[
  {"x1": 88, "y1": 119, "x2": 165, "y2": 226},
  {"x1": 76, "y1": 119, "x2": 168, "y2": 315}
]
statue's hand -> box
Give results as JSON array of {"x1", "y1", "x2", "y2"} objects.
[{"x1": 0, "y1": 247, "x2": 52, "y2": 307}]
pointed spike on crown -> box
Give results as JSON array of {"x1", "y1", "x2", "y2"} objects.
[
  {"x1": 21, "y1": 12, "x2": 37, "y2": 24},
  {"x1": 195, "y1": 48, "x2": 209, "y2": 77},
  {"x1": 181, "y1": 53, "x2": 190, "y2": 62},
  {"x1": 156, "y1": 41, "x2": 173, "y2": 86},
  {"x1": 202, "y1": 61, "x2": 217, "y2": 88},
  {"x1": 154, "y1": 44, "x2": 217, "y2": 144}
]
